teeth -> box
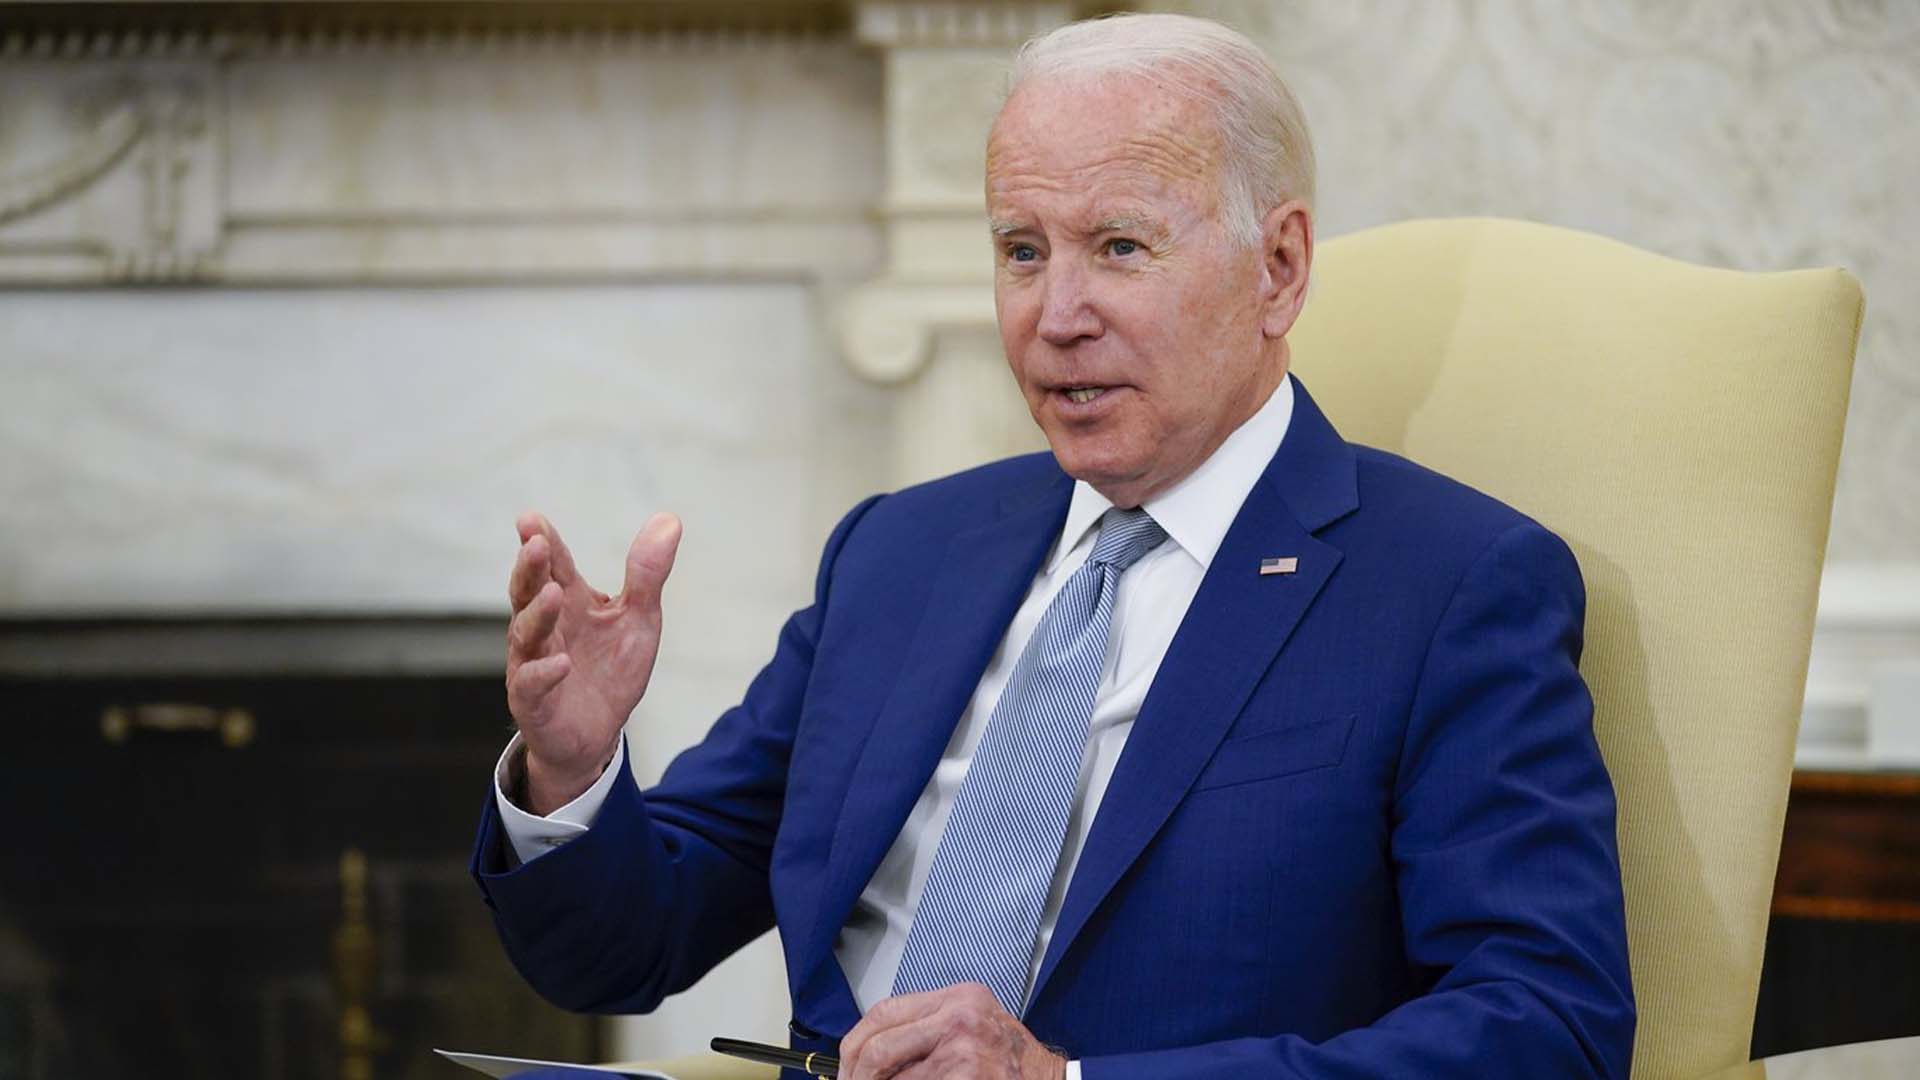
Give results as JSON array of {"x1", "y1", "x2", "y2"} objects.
[{"x1": 1064, "y1": 387, "x2": 1103, "y2": 404}]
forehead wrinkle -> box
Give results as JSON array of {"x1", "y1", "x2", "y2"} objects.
[
  {"x1": 986, "y1": 167, "x2": 1193, "y2": 246},
  {"x1": 989, "y1": 131, "x2": 1214, "y2": 190},
  {"x1": 1113, "y1": 129, "x2": 1215, "y2": 186},
  {"x1": 987, "y1": 139, "x2": 1221, "y2": 232}
]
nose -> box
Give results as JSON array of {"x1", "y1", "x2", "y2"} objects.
[{"x1": 1035, "y1": 262, "x2": 1103, "y2": 347}]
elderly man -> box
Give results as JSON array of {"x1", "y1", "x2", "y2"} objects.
[{"x1": 473, "y1": 13, "x2": 1634, "y2": 1080}]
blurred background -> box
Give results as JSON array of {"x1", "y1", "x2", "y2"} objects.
[{"x1": 0, "y1": 1, "x2": 1914, "y2": 1077}]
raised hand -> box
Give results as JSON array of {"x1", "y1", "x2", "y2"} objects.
[{"x1": 505, "y1": 510, "x2": 682, "y2": 814}]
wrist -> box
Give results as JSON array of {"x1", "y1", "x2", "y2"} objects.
[{"x1": 520, "y1": 741, "x2": 617, "y2": 816}]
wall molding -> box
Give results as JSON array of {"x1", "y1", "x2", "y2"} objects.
[
  {"x1": 0, "y1": 2, "x2": 853, "y2": 44},
  {"x1": 0, "y1": 616, "x2": 505, "y2": 677},
  {"x1": 0, "y1": 90, "x2": 141, "y2": 226},
  {"x1": 1800, "y1": 562, "x2": 1920, "y2": 768},
  {"x1": 856, "y1": 1, "x2": 1074, "y2": 48},
  {"x1": 0, "y1": 28, "x2": 886, "y2": 285}
]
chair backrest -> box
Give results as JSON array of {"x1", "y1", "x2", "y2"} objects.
[{"x1": 1287, "y1": 218, "x2": 1863, "y2": 1079}]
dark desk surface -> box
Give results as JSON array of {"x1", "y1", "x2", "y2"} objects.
[{"x1": 1773, "y1": 770, "x2": 1920, "y2": 922}]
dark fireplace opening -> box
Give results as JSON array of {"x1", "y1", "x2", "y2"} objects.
[{"x1": 0, "y1": 664, "x2": 600, "y2": 1080}]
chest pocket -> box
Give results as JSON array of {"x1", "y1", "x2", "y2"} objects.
[{"x1": 1190, "y1": 714, "x2": 1355, "y2": 793}]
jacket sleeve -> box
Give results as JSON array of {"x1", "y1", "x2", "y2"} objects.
[
  {"x1": 468, "y1": 494, "x2": 885, "y2": 1014},
  {"x1": 1081, "y1": 522, "x2": 1636, "y2": 1079}
]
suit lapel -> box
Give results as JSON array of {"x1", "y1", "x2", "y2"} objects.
[
  {"x1": 800, "y1": 469, "x2": 1072, "y2": 1002},
  {"x1": 1029, "y1": 377, "x2": 1360, "y2": 1004}
]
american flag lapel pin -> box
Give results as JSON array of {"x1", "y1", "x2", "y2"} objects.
[{"x1": 1259, "y1": 556, "x2": 1299, "y2": 576}]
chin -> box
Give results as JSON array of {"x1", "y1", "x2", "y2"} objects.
[{"x1": 1048, "y1": 441, "x2": 1146, "y2": 494}]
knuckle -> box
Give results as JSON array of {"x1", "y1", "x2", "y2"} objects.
[
  {"x1": 958, "y1": 983, "x2": 997, "y2": 1011},
  {"x1": 940, "y1": 1032, "x2": 981, "y2": 1064},
  {"x1": 953, "y1": 1008, "x2": 989, "y2": 1037},
  {"x1": 863, "y1": 1031, "x2": 900, "y2": 1073},
  {"x1": 839, "y1": 1031, "x2": 870, "y2": 1071}
]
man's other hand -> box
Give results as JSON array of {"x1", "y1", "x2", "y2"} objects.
[
  {"x1": 838, "y1": 983, "x2": 1068, "y2": 1080},
  {"x1": 505, "y1": 510, "x2": 681, "y2": 815}
]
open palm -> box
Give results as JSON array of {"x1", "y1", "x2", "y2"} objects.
[{"x1": 504, "y1": 510, "x2": 681, "y2": 813}]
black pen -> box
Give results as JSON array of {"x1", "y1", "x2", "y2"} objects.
[{"x1": 711, "y1": 1037, "x2": 840, "y2": 1078}]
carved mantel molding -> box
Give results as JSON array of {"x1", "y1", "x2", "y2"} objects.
[
  {"x1": 0, "y1": 5, "x2": 891, "y2": 286},
  {"x1": 0, "y1": 52, "x2": 222, "y2": 282}
]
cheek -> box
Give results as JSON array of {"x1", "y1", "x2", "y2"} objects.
[{"x1": 995, "y1": 286, "x2": 1039, "y2": 360}]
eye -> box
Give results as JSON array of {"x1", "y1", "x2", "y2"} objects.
[
  {"x1": 1107, "y1": 238, "x2": 1142, "y2": 257},
  {"x1": 1007, "y1": 243, "x2": 1040, "y2": 263}
]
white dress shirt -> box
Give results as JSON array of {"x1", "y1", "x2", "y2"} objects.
[{"x1": 496, "y1": 376, "x2": 1296, "y2": 1073}]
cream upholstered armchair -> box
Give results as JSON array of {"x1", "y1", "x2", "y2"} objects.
[{"x1": 1287, "y1": 218, "x2": 1864, "y2": 1079}]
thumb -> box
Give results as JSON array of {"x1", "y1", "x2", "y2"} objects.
[{"x1": 622, "y1": 511, "x2": 682, "y2": 612}]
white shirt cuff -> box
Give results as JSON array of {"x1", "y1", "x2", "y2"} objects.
[
  {"x1": 493, "y1": 732, "x2": 627, "y2": 865},
  {"x1": 1065, "y1": 1061, "x2": 1081, "y2": 1080}
]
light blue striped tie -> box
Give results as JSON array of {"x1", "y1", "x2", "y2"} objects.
[{"x1": 891, "y1": 506, "x2": 1169, "y2": 1015}]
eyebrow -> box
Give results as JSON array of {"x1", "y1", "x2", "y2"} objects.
[
  {"x1": 1091, "y1": 214, "x2": 1158, "y2": 235},
  {"x1": 988, "y1": 214, "x2": 1168, "y2": 239}
]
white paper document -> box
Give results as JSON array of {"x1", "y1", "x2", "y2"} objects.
[{"x1": 434, "y1": 1049, "x2": 674, "y2": 1079}]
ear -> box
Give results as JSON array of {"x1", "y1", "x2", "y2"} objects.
[{"x1": 1257, "y1": 201, "x2": 1313, "y2": 340}]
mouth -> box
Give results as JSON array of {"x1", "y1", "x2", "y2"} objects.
[{"x1": 1049, "y1": 381, "x2": 1132, "y2": 407}]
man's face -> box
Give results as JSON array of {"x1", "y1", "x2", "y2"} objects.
[{"x1": 987, "y1": 73, "x2": 1289, "y2": 508}]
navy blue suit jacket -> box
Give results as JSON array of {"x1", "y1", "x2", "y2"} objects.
[{"x1": 472, "y1": 378, "x2": 1635, "y2": 1078}]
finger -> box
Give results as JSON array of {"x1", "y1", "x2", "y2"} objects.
[
  {"x1": 863, "y1": 986, "x2": 957, "y2": 1031},
  {"x1": 506, "y1": 652, "x2": 571, "y2": 720},
  {"x1": 508, "y1": 533, "x2": 553, "y2": 611},
  {"x1": 621, "y1": 512, "x2": 683, "y2": 612},
  {"x1": 892, "y1": 1045, "x2": 983, "y2": 1080},
  {"x1": 507, "y1": 581, "x2": 564, "y2": 663},
  {"x1": 515, "y1": 510, "x2": 542, "y2": 544},
  {"x1": 857, "y1": 987, "x2": 1012, "y2": 1080},
  {"x1": 841, "y1": 988, "x2": 958, "y2": 1079},
  {"x1": 850, "y1": 1014, "x2": 949, "y2": 1080},
  {"x1": 518, "y1": 510, "x2": 583, "y2": 588}
]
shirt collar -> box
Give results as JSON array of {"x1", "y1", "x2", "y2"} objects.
[{"x1": 1045, "y1": 374, "x2": 1295, "y2": 573}]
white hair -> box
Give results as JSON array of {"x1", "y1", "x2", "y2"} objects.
[{"x1": 1007, "y1": 13, "x2": 1315, "y2": 249}]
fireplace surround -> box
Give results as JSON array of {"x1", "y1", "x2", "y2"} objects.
[{"x1": 0, "y1": 617, "x2": 597, "y2": 1080}]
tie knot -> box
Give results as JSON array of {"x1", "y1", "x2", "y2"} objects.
[{"x1": 1089, "y1": 507, "x2": 1168, "y2": 573}]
